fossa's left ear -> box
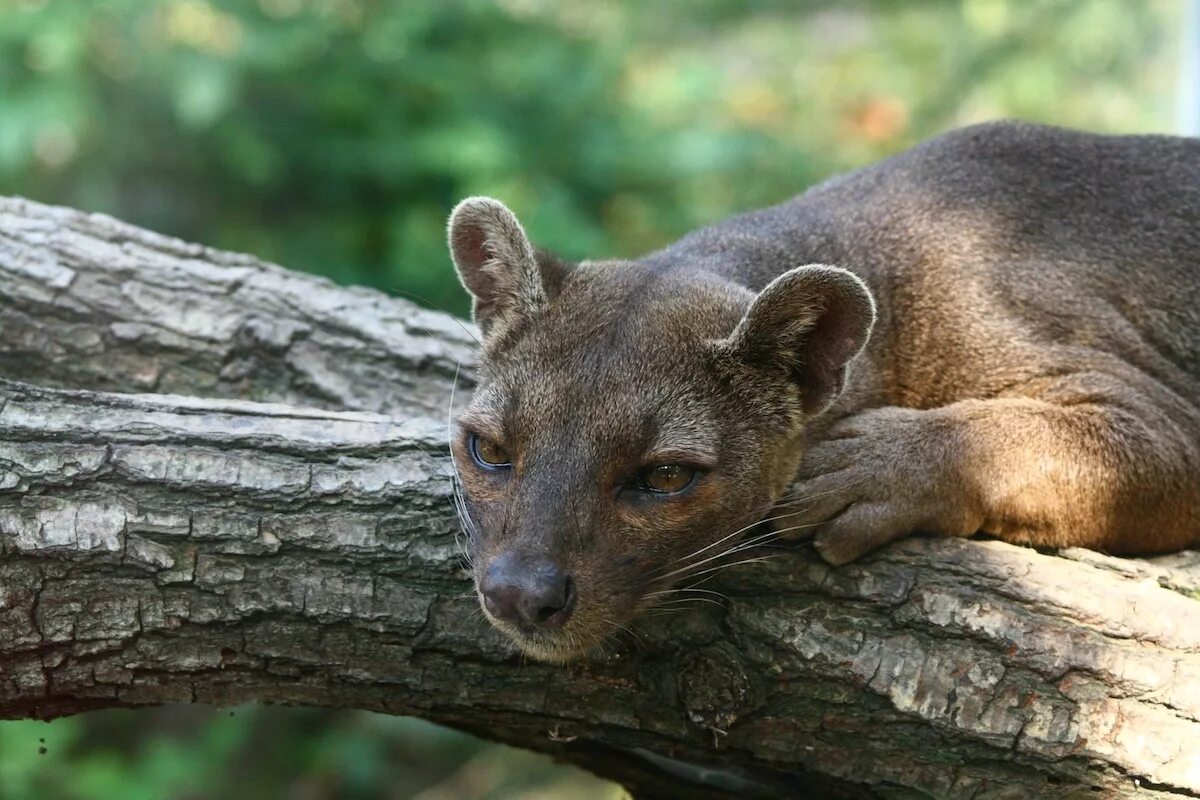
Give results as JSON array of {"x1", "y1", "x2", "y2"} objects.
[{"x1": 722, "y1": 264, "x2": 876, "y2": 415}]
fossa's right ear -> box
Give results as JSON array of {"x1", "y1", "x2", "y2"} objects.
[{"x1": 447, "y1": 197, "x2": 568, "y2": 345}]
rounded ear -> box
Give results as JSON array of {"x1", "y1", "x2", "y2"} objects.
[
  {"x1": 723, "y1": 265, "x2": 876, "y2": 415},
  {"x1": 447, "y1": 197, "x2": 559, "y2": 342}
]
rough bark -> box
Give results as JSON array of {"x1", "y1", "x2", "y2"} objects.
[
  {"x1": 0, "y1": 197, "x2": 476, "y2": 416},
  {"x1": 2, "y1": 195, "x2": 1199, "y2": 800}
]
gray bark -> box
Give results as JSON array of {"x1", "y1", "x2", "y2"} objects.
[
  {"x1": 0, "y1": 197, "x2": 476, "y2": 416},
  {"x1": 2, "y1": 195, "x2": 1199, "y2": 800}
]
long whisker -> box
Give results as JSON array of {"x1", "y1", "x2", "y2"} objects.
[
  {"x1": 677, "y1": 554, "x2": 781, "y2": 581},
  {"x1": 654, "y1": 525, "x2": 787, "y2": 583},
  {"x1": 658, "y1": 473, "x2": 867, "y2": 579},
  {"x1": 658, "y1": 505, "x2": 794, "y2": 572},
  {"x1": 602, "y1": 615, "x2": 645, "y2": 644},
  {"x1": 389, "y1": 286, "x2": 485, "y2": 349},
  {"x1": 774, "y1": 475, "x2": 869, "y2": 505},
  {"x1": 445, "y1": 360, "x2": 480, "y2": 571},
  {"x1": 643, "y1": 586, "x2": 729, "y2": 600},
  {"x1": 760, "y1": 520, "x2": 826, "y2": 539},
  {"x1": 673, "y1": 520, "x2": 823, "y2": 571},
  {"x1": 650, "y1": 596, "x2": 727, "y2": 609},
  {"x1": 654, "y1": 507, "x2": 838, "y2": 592}
]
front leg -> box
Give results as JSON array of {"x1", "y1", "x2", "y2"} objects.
[
  {"x1": 781, "y1": 378, "x2": 1200, "y2": 565},
  {"x1": 778, "y1": 405, "x2": 981, "y2": 565}
]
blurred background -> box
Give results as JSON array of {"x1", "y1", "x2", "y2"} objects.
[{"x1": 0, "y1": 0, "x2": 1188, "y2": 797}]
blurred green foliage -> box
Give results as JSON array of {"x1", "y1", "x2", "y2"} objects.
[
  {"x1": 0, "y1": 0, "x2": 1183, "y2": 797},
  {"x1": 0, "y1": 0, "x2": 1178, "y2": 316},
  {"x1": 0, "y1": 707, "x2": 624, "y2": 800}
]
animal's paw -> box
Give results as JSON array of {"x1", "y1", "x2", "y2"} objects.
[{"x1": 774, "y1": 407, "x2": 974, "y2": 565}]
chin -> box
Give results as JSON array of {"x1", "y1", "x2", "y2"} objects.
[
  {"x1": 511, "y1": 637, "x2": 589, "y2": 664},
  {"x1": 494, "y1": 621, "x2": 605, "y2": 663},
  {"x1": 480, "y1": 605, "x2": 617, "y2": 663}
]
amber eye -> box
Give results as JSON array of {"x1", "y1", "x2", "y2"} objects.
[
  {"x1": 469, "y1": 433, "x2": 511, "y2": 469},
  {"x1": 637, "y1": 464, "x2": 698, "y2": 494}
]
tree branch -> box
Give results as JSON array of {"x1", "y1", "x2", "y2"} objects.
[
  {"x1": 0, "y1": 196, "x2": 477, "y2": 415},
  {"x1": 1, "y1": 196, "x2": 1199, "y2": 799}
]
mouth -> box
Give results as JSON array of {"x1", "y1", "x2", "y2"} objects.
[
  {"x1": 478, "y1": 610, "x2": 595, "y2": 662},
  {"x1": 497, "y1": 629, "x2": 590, "y2": 663},
  {"x1": 474, "y1": 587, "x2": 640, "y2": 663}
]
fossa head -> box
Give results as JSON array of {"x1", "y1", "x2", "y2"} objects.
[{"x1": 447, "y1": 197, "x2": 875, "y2": 661}]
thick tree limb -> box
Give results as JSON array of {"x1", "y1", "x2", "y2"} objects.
[
  {"x1": 1, "y1": 196, "x2": 1199, "y2": 800},
  {"x1": 0, "y1": 196, "x2": 476, "y2": 415}
]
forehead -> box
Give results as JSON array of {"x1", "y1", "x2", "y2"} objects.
[{"x1": 471, "y1": 262, "x2": 750, "y2": 445}]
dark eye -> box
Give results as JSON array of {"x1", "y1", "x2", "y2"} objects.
[
  {"x1": 636, "y1": 464, "x2": 698, "y2": 494},
  {"x1": 469, "y1": 433, "x2": 511, "y2": 469}
]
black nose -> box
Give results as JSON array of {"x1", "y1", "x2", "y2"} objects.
[{"x1": 480, "y1": 553, "x2": 575, "y2": 629}]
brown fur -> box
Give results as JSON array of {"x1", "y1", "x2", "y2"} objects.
[{"x1": 447, "y1": 121, "x2": 1200, "y2": 661}]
